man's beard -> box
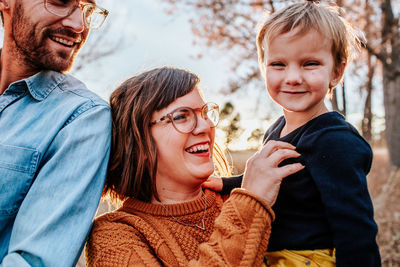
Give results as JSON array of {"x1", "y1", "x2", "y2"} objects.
[{"x1": 11, "y1": 2, "x2": 85, "y2": 73}]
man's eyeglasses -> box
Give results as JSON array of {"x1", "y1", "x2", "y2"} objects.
[
  {"x1": 44, "y1": 0, "x2": 109, "y2": 29},
  {"x1": 150, "y1": 102, "x2": 219, "y2": 134}
]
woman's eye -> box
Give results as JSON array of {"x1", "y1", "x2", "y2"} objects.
[{"x1": 172, "y1": 110, "x2": 190, "y2": 122}]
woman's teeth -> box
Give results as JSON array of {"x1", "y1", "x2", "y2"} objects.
[{"x1": 186, "y1": 144, "x2": 209, "y2": 153}]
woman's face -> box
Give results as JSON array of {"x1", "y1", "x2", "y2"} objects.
[{"x1": 151, "y1": 88, "x2": 215, "y2": 193}]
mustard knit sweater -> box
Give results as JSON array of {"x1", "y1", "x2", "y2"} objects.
[{"x1": 85, "y1": 188, "x2": 275, "y2": 267}]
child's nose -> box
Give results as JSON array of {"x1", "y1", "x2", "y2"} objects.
[{"x1": 285, "y1": 66, "x2": 302, "y2": 85}]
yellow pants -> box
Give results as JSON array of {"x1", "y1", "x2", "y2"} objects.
[{"x1": 263, "y1": 249, "x2": 336, "y2": 267}]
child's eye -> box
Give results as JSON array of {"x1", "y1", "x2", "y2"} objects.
[
  {"x1": 269, "y1": 62, "x2": 285, "y2": 68},
  {"x1": 304, "y1": 61, "x2": 320, "y2": 67}
]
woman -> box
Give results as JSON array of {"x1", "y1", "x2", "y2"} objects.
[{"x1": 85, "y1": 67, "x2": 303, "y2": 266}]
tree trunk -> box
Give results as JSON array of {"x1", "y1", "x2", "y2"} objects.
[
  {"x1": 330, "y1": 83, "x2": 346, "y2": 116},
  {"x1": 342, "y1": 80, "x2": 347, "y2": 117},
  {"x1": 381, "y1": 0, "x2": 400, "y2": 168},
  {"x1": 383, "y1": 68, "x2": 400, "y2": 167},
  {"x1": 362, "y1": 55, "x2": 374, "y2": 142},
  {"x1": 330, "y1": 90, "x2": 340, "y2": 113}
]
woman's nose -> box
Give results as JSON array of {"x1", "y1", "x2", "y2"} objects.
[{"x1": 192, "y1": 114, "x2": 212, "y2": 135}]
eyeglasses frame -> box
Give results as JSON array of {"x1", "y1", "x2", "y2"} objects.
[
  {"x1": 150, "y1": 102, "x2": 219, "y2": 134},
  {"x1": 44, "y1": 0, "x2": 109, "y2": 29}
]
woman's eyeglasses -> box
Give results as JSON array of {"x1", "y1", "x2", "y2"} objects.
[{"x1": 150, "y1": 102, "x2": 219, "y2": 134}]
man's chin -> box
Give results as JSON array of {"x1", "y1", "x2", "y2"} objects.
[
  {"x1": 41, "y1": 54, "x2": 76, "y2": 73},
  {"x1": 43, "y1": 61, "x2": 74, "y2": 73}
]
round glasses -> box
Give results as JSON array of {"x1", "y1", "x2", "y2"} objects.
[
  {"x1": 150, "y1": 102, "x2": 219, "y2": 134},
  {"x1": 44, "y1": 0, "x2": 109, "y2": 29}
]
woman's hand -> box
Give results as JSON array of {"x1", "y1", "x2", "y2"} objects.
[{"x1": 242, "y1": 140, "x2": 304, "y2": 206}]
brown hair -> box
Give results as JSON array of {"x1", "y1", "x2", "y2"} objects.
[
  {"x1": 256, "y1": 1, "x2": 361, "y2": 91},
  {"x1": 105, "y1": 67, "x2": 230, "y2": 203}
]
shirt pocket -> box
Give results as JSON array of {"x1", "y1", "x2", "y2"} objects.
[{"x1": 0, "y1": 144, "x2": 39, "y2": 215}]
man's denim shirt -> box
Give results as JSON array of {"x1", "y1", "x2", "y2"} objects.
[{"x1": 0, "y1": 71, "x2": 111, "y2": 266}]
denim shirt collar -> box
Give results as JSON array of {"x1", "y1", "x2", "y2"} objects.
[{"x1": 8, "y1": 70, "x2": 67, "y2": 101}]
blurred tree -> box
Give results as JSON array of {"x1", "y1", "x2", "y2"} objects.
[
  {"x1": 219, "y1": 102, "x2": 244, "y2": 149},
  {"x1": 370, "y1": 0, "x2": 399, "y2": 168},
  {"x1": 162, "y1": 0, "x2": 400, "y2": 168},
  {"x1": 247, "y1": 128, "x2": 264, "y2": 148},
  {"x1": 73, "y1": 22, "x2": 123, "y2": 73},
  {"x1": 162, "y1": 0, "x2": 347, "y2": 111},
  {"x1": 72, "y1": 14, "x2": 124, "y2": 74}
]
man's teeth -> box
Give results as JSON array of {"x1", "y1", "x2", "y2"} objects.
[
  {"x1": 51, "y1": 37, "x2": 74, "y2": 46},
  {"x1": 186, "y1": 144, "x2": 209, "y2": 153}
]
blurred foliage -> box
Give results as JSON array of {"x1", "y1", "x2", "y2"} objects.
[
  {"x1": 219, "y1": 102, "x2": 244, "y2": 149},
  {"x1": 161, "y1": 0, "x2": 400, "y2": 169}
]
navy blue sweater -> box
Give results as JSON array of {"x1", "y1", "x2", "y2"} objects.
[{"x1": 222, "y1": 112, "x2": 381, "y2": 266}]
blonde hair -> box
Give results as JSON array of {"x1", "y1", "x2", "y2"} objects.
[
  {"x1": 213, "y1": 143, "x2": 231, "y2": 177},
  {"x1": 256, "y1": 1, "x2": 361, "y2": 89}
]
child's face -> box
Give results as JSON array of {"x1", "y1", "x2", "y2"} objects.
[{"x1": 264, "y1": 28, "x2": 341, "y2": 118}]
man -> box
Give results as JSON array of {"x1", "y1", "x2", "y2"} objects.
[{"x1": 0, "y1": 0, "x2": 111, "y2": 266}]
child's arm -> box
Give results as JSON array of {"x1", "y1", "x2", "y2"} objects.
[
  {"x1": 221, "y1": 175, "x2": 242, "y2": 195},
  {"x1": 306, "y1": 130, "x2": 380, "y2": 266}
]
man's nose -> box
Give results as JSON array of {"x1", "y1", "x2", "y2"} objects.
[{"x1": 61, "y1": 6, "x2": 85, "y2": 33}]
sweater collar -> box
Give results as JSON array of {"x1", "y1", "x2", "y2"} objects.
[{"x1": 121, "y1": 189, "x2": 216, "y2": 217}]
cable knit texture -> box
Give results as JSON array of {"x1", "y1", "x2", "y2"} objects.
[{"x1": 85, "y1": 189, "x2": 274, "y2": 266}]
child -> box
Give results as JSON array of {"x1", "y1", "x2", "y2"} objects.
[{"x1": 208, "y1": 1, "x2": 381, "y2": 266}]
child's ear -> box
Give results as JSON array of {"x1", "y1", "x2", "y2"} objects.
[{"x1": 330, "y1": 62, "x2": 346, "y2": 88}]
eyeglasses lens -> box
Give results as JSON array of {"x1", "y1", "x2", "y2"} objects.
[
  {"x1": 45, "y1": 0, "x2": 107, "y2": 29},
  {"x1": 204, "y1": 104, "x2": 219, "y2": 127},
  {"x1": 171, "y1": 108, "x2": 196, "y2": 133}
]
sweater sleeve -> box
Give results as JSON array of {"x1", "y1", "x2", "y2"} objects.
[
  {"x1": 86, "y1": 189, "x2": 274, "y2": 267},
  {"x1": 189, "y1": 188, "x2": 274, "y2": 267},
  {"x1": 85, "y1": 217, "x2": 164, "y2": 267},
  {"x1": 305, "y1": 130, "x2": 380, "y2": 266}
]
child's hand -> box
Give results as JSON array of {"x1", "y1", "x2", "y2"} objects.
[
  {"x1": 242, "y1": 140, "x2": 304, "y2": 207},
  {"x1": 202, "y1": 176, "x2": 223, "y2": 192}
]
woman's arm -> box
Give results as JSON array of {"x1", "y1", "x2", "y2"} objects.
[
  {"x1": 85, "y1": 219, "x2": 164, "y2": 266},
  {"x1": 190, "y1": 189, "x2": 274, "y2": 266},
  {"x1": 86, "y1": 141, "x2": 304, "y2": 266},
  {"x1": 85, "y1": 190, "x2": 274, "y2": 267}
]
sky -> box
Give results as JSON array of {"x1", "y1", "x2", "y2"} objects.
[
  {"x1": 40, "y1": 0, "x2": 384, "y2": 149},
  {"x1": 74, "y1": 0, "x2": 231, "y2": 101},
  {"x1": 73, "y1": 0, "x2": 270, "y2": 149}
]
